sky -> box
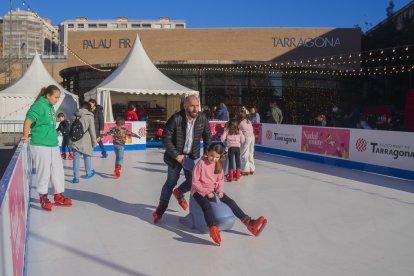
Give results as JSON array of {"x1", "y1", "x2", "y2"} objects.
[{"x1": 1, "y1": 0, "x2": 413, "y2": 31}]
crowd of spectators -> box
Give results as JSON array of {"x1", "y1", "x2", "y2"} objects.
[{"x1": 203, "y1": 101, "x2": 406, "y2": 131}]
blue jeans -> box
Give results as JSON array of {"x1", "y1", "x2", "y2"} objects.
[
  {"x1": 114, "y1": 144, "x2": 124, "y2": 166},
  {"x1": 160, "y1": 162, "x2": 193, "y2": 202},
  {"x1": 73, "y1": 149, "x2": 92, "y2": 179}
]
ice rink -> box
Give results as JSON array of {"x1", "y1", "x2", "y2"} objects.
[{"x1": 26, "y1": 149, "x2": 414, "y2": 276}]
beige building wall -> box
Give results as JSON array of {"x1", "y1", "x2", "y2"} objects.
[
  {"x1": 43, "y1": 63, "x2": 66, "y2": 82},
  {"x1": 66, "y1": 28, "x2": 360, "y2": 67}
]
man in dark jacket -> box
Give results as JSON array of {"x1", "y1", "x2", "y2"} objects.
[
  {"x1": 88, "y1": 99, "x2": 108, "y2": 158},
  {"x1": 153, "y1": 95, "x2": 212, "y2": 223}
]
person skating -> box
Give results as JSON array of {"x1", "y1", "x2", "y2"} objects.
[
  {"x1": 153, "y1": 95, "x2": 212, "y2": 223},
  {"x1": 99, "y1": 117, "x2": 140, "y2": 178},
  {"x1": 21, "y1": 85, "x2": 72, "y2": 211},
  {"x1": 191, "y1": 144, "x2": 267, "y2": 245}
]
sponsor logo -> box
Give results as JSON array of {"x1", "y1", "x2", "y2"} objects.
[
  {"x1": 138, "y1": 127, "x2": 146, "y2": 137},
  {"x1": 266, "y1": 130, "x2": 272, "y2": 140},
  {"x1": 355, "y1": 138, "x2": 367, "y2": 152},
  {"x1": 274, "y1": 132, "x2": 297, "y2": 144},
  {"x1": 302, "y1": 131, "x2": 322, "y2": 146},
  {"x1": 370, "y1": 142, "x2": 414, "y2": 159}
]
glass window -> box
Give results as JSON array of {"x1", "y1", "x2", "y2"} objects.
[
  {"x1": 142, "y1": 24, "x2": 151, "y2": 28},
  {"x1": 98, "y1": 24, "x2": 107, "y2": 28},
  {"x1": 78, "y1": 24, "x2": 84, "y2": 28},
  {"x1": 68, "y1": 24, "x2": 74, "y2": 28},
  {"x1": 175, "y1": 24, "x2": 185, "y2": 29},
  {"x1": 119, "y1": 23, "x2": 128, "y2": 28},
  {"x1": 131, "y1": 24, "x2": 141, "y2": 28},
  {"x1": 163, "y1": 24, "x2": 171, "y2": 29},
  {"x1": 153, "y1": 24, "x2": 162, "y2": 29},
  {"x1": 88, "y1": 24, "x2": 97, "y2": 28}
]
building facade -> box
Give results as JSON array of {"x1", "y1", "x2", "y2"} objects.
[
  {"x1": 2, "y1": 9, "x2": 59, "y2": 59},
  {"x1": 58, "y1": 16, "x2": 186, "y2": 55},
  {"x1": 60, "y1": 28, "x2": 360, "y2": 123}
]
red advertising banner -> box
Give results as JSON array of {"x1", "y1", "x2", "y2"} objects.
[
  {"x1": 301, "y1": 126, "x2": 350, "y2": 159},
  {"x1": 8, "y1": 156, "x2": 25, "y2": 276}
]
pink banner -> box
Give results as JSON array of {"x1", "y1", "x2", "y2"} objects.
[
  {"x1": 302, "y1": 126, "x2": 350, "y2": 159},
  {"x1": 8, "y1": 156, "x2": 25, "y2": 276},
  {"x1": 101, "y1": 122, "x2": 133, "y2": 144},
  {"x1": 252, "y1": 123, "x2": 262, "y2": 145}
]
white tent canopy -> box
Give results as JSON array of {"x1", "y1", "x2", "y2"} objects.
[
  {"x1": 84, "y1": 35, "x2": 199, "y2": 122},
  {"x1": 0, "y1": 53, "x2": 79, "y2": 121}
]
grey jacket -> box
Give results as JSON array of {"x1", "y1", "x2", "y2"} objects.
[{"x1": 71, "y1": 108, "x2": 97, "y2": 155}]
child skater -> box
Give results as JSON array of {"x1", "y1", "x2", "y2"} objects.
[
  {"x1": 191, "y1": 143, "x2": 267, "y2": 245},
  {"x1": 237, "y1": 110, "x2": 255, "y2": 175},
  {"x1": 56, "y1": 113, "x2": 73, "y2": 160},
  {"x1": 220, "y1": 118, "x2": 245, "y2": 181},
  {"x1": 100, "y1": 117, "x2": 140, "y2": 178}
]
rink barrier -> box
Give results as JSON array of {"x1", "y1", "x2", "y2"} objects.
[
  {"x1": 0, "y1": 142, "x2": 32, "y2": 276},
  {"x1": 256, "y1": 123, "x2": 414, "y2": 181},
  {"x1": 255, "y1": 146, "x2": 414, "y2": 180}
]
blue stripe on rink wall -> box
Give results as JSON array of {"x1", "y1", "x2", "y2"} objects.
[
  {"x1": 255, "y1": 145, "x2": 414, "y2": 181},
  {"x1": 92, "y1": 144, "x2": 146, "y2": 151}
]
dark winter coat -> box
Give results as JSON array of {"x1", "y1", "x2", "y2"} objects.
[
  {"x1": 92, "y1": 105, "x2": 105, "y2": 133},
  {"x1": 56, "y1": 120, "x2": 71, "y2": 136},
  {"x1": 162, "y1": 110, "x2": 212, "y2": 168}
]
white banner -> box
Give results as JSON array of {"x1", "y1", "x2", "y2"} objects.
[
  {"x1": 350, "y1": 129, "x2": 414, "y2": 171},
  {"x1": 261, "y1": 124, "x2": 301, "y2": 152}
]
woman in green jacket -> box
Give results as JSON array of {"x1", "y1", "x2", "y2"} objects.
[{"x1": 21, "y1": 85, "x2": 72, "y2": 211}]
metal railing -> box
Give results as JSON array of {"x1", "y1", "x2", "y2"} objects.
[{"x1": 0, "y1": 121, "x2": 24, "y2": 146}]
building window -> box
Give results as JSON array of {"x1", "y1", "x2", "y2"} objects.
[
  {"x1": 163, "y1": 24, "x2": 171, "y2": 29},
  {"x1": 88, "y1": 24, "x2": 97, "y2": 28},
  {"x1": 175, "y1": 24, "x2": 185, "y2": 29},
  {"x1": 119, "y1": 23, "x2": 128, "y2": 28},
  {"x1": 109, "y1": 23, "x2": 118, "y2": 28},
  {"x1": 78, "y1": 24, "x2": 84, "y2": 28},
  {"x1": 142, "y1": 24, "x2": 151, "y2": 28},
  {"x1": 68, "y1": 24, "x2": 74, "y2": 28},
  {"x1": 154, "y1": 24, "x2": 162, "y2": 29},
  {"x1": 131, "y1": 24, "x2": 141, "y2": 28},
  {"x1": 99, "y1": 24, "x2": 107, "y2": 28}
]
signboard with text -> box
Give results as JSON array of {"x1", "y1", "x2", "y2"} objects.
[
  {"x1": 261, "y1": 124, "x2": 301, "y2": 152},
  {"x1": 301, "y1": 126, "x2": 350, "y2": 159},
  {"x1": 350, "y1": 129, "x2": 414, "y2": 171}
]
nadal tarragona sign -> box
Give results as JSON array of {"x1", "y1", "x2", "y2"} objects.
[{"x1": 272, "y1": 36, "x2": 341, "y2": 48}]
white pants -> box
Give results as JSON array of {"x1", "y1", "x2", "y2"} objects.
[
  {"x1": 241, "y1": 135, "x2": 255, "y2": 172},
  {"x1": 30, "y1": 145, "x2": 65, "y2": 195}
]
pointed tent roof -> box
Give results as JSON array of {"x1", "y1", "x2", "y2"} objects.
[
  {"x1": 85, "y1": 35, "x2": 199, "y2": 96},
  {"x1": 0, "y1": 53, "x2": 78, "y2": 120}
]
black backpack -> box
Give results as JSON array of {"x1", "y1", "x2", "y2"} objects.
[{"x1": 69, "y1": 116, "x2": 87, "y2": 142}]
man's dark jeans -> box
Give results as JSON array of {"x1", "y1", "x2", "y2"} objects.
[{"x1": 160, "y1": 162, "x2": 192, "y2": 202}]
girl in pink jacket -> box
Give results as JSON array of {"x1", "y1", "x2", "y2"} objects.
[
  {"x1": 191, "y1": 144, "x2": 267, "y2": 245},
  {"x1": 220, "y1": 118, "x2": 245, "y2": 181}
]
